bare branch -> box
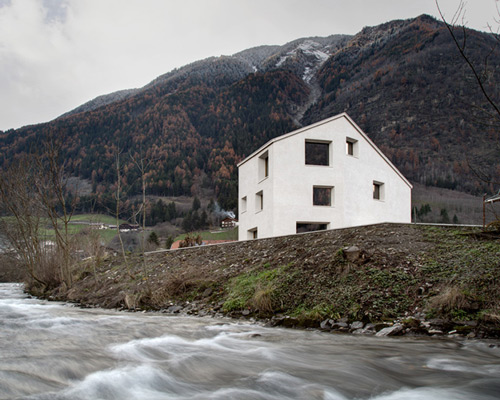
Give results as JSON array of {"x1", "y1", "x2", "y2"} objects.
[{"x1": 436, "y1": 0, "x2": 500, "y2": 119}]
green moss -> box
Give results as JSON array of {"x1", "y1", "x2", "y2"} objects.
[
  {"x1": 450, "y1": 309, "x2": 473, "y2": 320},
  {"x1": 223, "y1": 266, "x2": 283, "y2": 313}
]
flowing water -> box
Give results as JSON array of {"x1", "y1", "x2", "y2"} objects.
[{"x1": 1, "y1": 283, "x2": 499, "y2": 400}]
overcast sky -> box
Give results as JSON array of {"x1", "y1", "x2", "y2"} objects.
[{"x1": 0, "y1": 0, "x2": 497, "y2": 131}]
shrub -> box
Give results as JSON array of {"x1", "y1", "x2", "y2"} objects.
[{"x1": 148, "y1": 231, "x2": 160, "y2": 246}]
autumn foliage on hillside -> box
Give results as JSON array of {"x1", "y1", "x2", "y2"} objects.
[
  {"x1": 0, "y1": 70, "x2": 308, "y2": 210},
  {"x1": 306, "y1": 15, "x2": 500, "y2": 194},
  {"x1": 0, "y1": 14, "x2": 499, "y2": 214}
]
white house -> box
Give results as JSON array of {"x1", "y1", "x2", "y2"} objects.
[{"x1": 237, "y1": 113, "x2": 412, "y2": 240}]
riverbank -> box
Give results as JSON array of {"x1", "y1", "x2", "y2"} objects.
[
  {"x1": 3, "y1": 282, "x2": 499, "y2": 400},
  {"x1": 16, "y1": 223, "x2": 500, "y2": 338}
]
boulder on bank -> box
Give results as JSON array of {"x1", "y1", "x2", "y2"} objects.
[{"x1": 376, "y1": 323, "x2": 404, "y2": 337}]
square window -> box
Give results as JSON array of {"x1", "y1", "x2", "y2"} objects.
[
  {"x1": 248, "y1": 228, "x2": 258, "y2": 239},
  {"x1": 305, "y1": 141, "x2": 330, "y2": 166},
  {"x1": 313, "y1": 186, "x2": 333, "y2": 206},
  {"x1": 373, "y1": 181, "x2": 384, "y2": 200}
]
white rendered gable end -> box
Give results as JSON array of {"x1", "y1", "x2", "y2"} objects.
[{"x1": 237, "y1": 112, "x2": 412, "y2": 190}]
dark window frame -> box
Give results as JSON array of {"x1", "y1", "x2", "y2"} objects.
[
  {"x1": 305, "y1": 141, "x2": 331, "y2": 166},
  {"x1": 255, "y1": 190, "x2": 263, "y2": 211},
  {"x1": 313, "y1": 186, "x2": 333, "y2": 206},
  {"x1": 373, "y1": 181, "x2": 384, "y2": 200},
  {"x1": 346, "y1": 137, "x2": 358, "y2": 157},
  {"x1": 296, "y1": 222, "x2": 329, "y2": 233},
  {"x1": 259, "y1": 151, "x2": 269, "y2": 180}
]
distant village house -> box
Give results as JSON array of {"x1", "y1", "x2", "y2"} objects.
[
  {"x1": 119, "y1": 223, "x2": 140, "y2": 232},
  {"x1": 221, "y1": 217, "x2": 238, "y2": 229},
  {"x1": 237, "y1": 113, "x2": 412, "y2": 240}
]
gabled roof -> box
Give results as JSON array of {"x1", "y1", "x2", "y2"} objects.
[
  {"x1": 237, "y1": 113, "x2": 412, "y2": 189},
  {"x1": 485, "y1": 190, "x2": 500, "y2": 203}
]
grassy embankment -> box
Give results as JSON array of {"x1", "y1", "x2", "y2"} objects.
[
  {"x1": 41, "y1": 223, "x2": 500, "y2": 336},
  {"x1": 222, "y1": 226, "x2": 500, "y2": 323}
]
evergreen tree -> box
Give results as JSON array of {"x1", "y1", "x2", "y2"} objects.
[
  {"x1": 148, "y1": 231, "x2": 160, "y2": 246},
  {"x1": 207, "y1": 198, "x2": 215, "y2": 212},
  {"x1": 192, "y1": 196, "x2": 201, "y2": 211},
  {"x1": 182, "y1": 212, "x2": 193, "y2": 232},
  {"x1": 165, "y1": 235, "x2": 174, "y2": 249},
  {"x1": 440, "y1": 208, "x2": 450, "y2": 224},
  {"x1": 200, "y1": 210, "x2": 209, "y2": 229}
]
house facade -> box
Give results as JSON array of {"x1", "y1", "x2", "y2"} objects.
[
  {"x1": 237, "y1": 113, "x2": 412, "y2": 240},
  {"x1": 221, "y1": 217, "x2": 238, "y2": 229}
]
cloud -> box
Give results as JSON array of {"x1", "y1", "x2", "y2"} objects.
[
  {"x1": 0, "y1": 0, "x2": 497, "y2": 131},
  {"x1": 0, "y1": 0, "x2": 74, "y2": 128}
]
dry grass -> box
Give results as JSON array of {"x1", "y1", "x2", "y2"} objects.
[
  {"x1": 252, "y1": 285, "x2": 274, "y2": 314},
  {"x1": 481, "y1": 311, "x2": 500, "y2": 325},
  {"x1": 428, "y1": 286, "x2": 470, "y2": 312}
]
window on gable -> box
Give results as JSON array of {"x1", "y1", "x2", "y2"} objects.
[
  {"x1": 373, "y1": 181, "x2": 384, "y2": 200},
  {"x1": 305, "y1": 141, "x2": 330, "y2": 166},
  {"x1": 313, "y1": 186, "x2": 333, "y2": 206},
  {"x1": 258, "y1": 151, "x2": 269, "y2": 180},
  {"x1": 346, "y1": 138, "x2": 358, "y2": 157}
]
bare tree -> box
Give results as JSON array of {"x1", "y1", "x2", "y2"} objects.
[
  {"x1": 437, "y1": 2, "x2": 499, "y2": 167},
  {"x1": 33, "y1": 134, "x2": 77, "y2": 287},
  {"x1": 114, "y1": 150, "x2": 130, "y2": 272},
  {"x1": 129, "y1": 144, "x2": 160, "y2": 271},
  {"x1": 0, "y1": 132, "x2": 83, "y2": 289},
  {"x1": 0, "y1": 157, "x2": 47, "y2": 287},
  {"x1": 437, "y1": 1, "x2": 500, "y2": 122},
  {"x1": 130, "y1": 148, "x2": 148, "y2": 242},
  {"x1": 437, "y1": 0, "x2": 500, "y2": 225}
]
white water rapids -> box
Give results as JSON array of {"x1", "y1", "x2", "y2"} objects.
[{"x1": 0, "y1": 283, "x2": 499, "y2": 399}]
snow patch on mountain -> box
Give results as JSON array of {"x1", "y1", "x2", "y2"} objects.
[{"x1": 275, "y1": 40, "x2": 332, "y2": 83}]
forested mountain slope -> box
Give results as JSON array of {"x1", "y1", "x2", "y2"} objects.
[
  {"x1": 0, "y1": 15, "x2": 497, "y2": 212},
  {"x1": 304, "y1": 15, "x2": 499, "y2": 194}
]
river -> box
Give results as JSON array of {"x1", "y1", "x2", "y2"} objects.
[{"x1": 0, "y1": 283, "x2": 499, "y2": 400}]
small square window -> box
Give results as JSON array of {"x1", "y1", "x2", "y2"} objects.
[
  {"x1": 248, "y1": 228, "x2": 258, "y2": 239},
  {"x1": 373, "y1": 181, "x2": 384, "y2": 200},
  {"x1": 305, "y1": 141, "x2": 330, "y2": 166},
  {"x1": 313, "y1": 186, "x2": 333, "y2": 206}
]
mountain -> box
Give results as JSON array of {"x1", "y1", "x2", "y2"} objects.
[
  {"x1": 304, "y1": 15, "x2": 499, "y2": 194},
  {"x1": 0, "y1": 15, "x2": 498, "y2": 213},
  {"x1": 61, "y1": 88, "x2": 139, "y2": 118}
]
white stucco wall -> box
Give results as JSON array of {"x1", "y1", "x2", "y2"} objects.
[{"x1": 238, "y1": 113, "x2": 412, "y2": 239}]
